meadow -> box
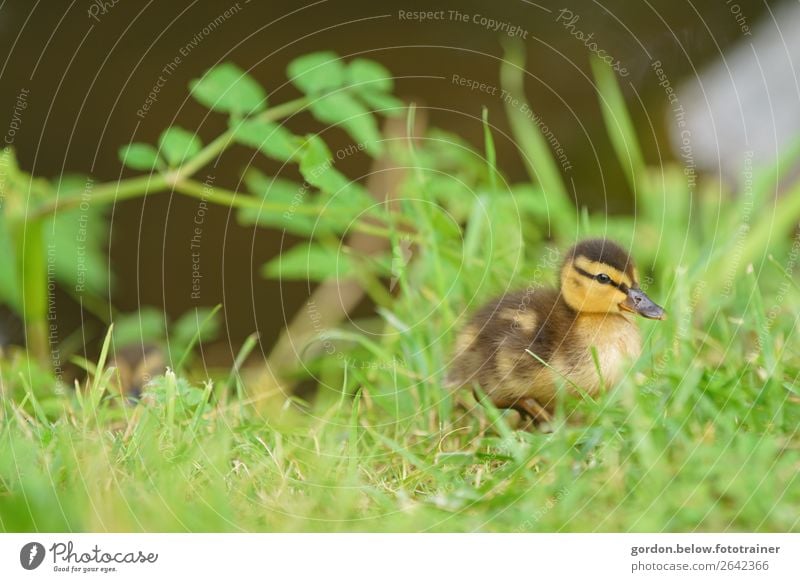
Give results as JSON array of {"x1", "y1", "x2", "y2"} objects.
[{"x1": 1, "y1": 46, "x2": 799, "y2": 533}]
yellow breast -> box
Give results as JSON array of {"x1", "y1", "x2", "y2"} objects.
[{"x1": 555, "y1": 313, "x2": 641, "y2": 395}]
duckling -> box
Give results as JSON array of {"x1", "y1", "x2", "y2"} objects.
[
  {"x1": 447, "y1": 238, "x2": 665, "y2": 424},
  {"x1": 111, "y1": 343, "x2": 165, "y2": 400}
]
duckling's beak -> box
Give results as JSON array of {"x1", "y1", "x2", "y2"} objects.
[{"x1": 620, "y1": 287, "x2": 666, "y2": 320}]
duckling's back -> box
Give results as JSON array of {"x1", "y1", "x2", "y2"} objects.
[{"x1": 446, "y1": 288, "x2": 572, "y2": 406}]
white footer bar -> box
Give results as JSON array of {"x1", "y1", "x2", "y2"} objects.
[{"x1": 0, "y1": 533, "x2": 796, "y2": 580}]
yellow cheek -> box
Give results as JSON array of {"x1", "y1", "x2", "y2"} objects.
[
  {"x1": 598, "y1": 285, "x2": 628, "y2": 310},
  {"x1": 569, "y1": 281, "x2": 627, "y2": 312},
  {"x1": 561, "y1": 262, "x2": 628, "y2": 313}
]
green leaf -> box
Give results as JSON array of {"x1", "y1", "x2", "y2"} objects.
[
  {"x1": 50, "y1": 211, "x2": 108, "y2": 295},
  {"x1": 299, "y1": 134, "x2": 351, "y2": 194},
  {"x1": 356, "y1": 91, "x2": 405, "y2": 116},
  {"x1": 325, "y1": 185, "x2": 376, "y2": 217},
  {"x1": 113, "y1": 308, "x2": 166, "y2": 347},
  {"x1": 229, "y1": 118, "x2": 303, "y2": 163},
  {"x1": 309, "y1": 92, "x2": 383, "y2": 156},
  {"x1": 118, "y1": 143, "x2": 160, "y2": 171},
  {"x1": 287, "y1": 52, "x2": 345, "y2": 95},
  {"x1": 239, "y1": 169, "x2": 317, "y2": 235},
  {"x1": 346, "y1": 59, "x2": 393, "y2": 94},
  {"x1": 241, "y1": 169, "x2": 378, "y2": 236},
  {"x1": 189, "y1": 62, "x2": 266, "y2": 115},
  {"x1": 262, "y1": 243, "x2": 352, "y2": 281},
  {"x1": 158, "y1": 127, "x2": 202, "y2": 167},
  {"x1": 425, "y1": 175, "x2": 475, "y2": 221},
  {"x1": 345, "y1": 59, "x2": 403, "y2": 116},
  {"x1": 46, "y1": 175, "x2": 109, "y2": 295}
]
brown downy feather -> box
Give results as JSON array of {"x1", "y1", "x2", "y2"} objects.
[{"x1": 448, "y1": 239, "x2": 662, "y2": 425}]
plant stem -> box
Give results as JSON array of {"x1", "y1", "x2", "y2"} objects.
[
  {"x1": 32, "y1": 174, "x2": 169, "y2": 218},
  {"x1": 174, "y1": 179, "x2": 414, "y2": 243},
  {"x1": 173, "y1": 96, "x2": 309, "y2": 181},
  {"x1": 31, "y1": 96, "x2": 311, "y2": 219},
  {"x1": 28, "y1": 92, "x2": 469, "y2": 263}
]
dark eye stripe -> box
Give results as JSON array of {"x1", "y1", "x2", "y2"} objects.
[{"x1": 573, "y1": 265, "x2": 626, "y2": 291}]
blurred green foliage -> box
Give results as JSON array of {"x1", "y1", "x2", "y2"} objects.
[{"x1": 0, "y1": 48, "x2": 799, "y2": 533}]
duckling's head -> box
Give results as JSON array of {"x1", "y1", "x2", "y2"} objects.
[{"x1": 559, "y1": 239, "x2": 665, "y2": 320}]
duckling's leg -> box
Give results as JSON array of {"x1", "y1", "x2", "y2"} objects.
[{"x1": 512, "y1": 397, "x2": 552, "y2": 425}]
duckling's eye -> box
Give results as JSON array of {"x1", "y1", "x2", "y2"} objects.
[{"x1": 595, "y1": 273, "x2": 612, "y2": 284}]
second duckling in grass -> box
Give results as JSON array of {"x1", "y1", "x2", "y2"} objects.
[{"x1": 448, "y1": 238, "x2": 665, "y2": 425}]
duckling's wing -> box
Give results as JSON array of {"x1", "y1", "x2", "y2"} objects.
[{"x1": 447, "y1": 289, "x2": 562, "y2": 393}]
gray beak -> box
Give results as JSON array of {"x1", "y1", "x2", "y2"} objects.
[{"x1": 620, "y1": 287, "x2": 666, "y2": 320}]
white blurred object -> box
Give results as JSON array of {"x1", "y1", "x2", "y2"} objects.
[{"x1": 671, "y1": 2, "x2": 800, "y2": 181}]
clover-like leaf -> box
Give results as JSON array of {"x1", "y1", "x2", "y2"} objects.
[
  {"x1": 239, "y1": 169, "x2": 318, "y2": 235},
  {"x1": 158, "y1": 127, "x2": 202, "y2": 167},
  {"x1": 229, "y1": 118, "x2": 304, "y2": 163},
  {"x1": 287, "y1": 52, "x2": 346, "y2": 95},
  {"x1": 118, "y1": 143, "x2": 161, "y2": 171},
  {"x1": 299, "y1": 135, "x2": 351, "y2": 194},
  {"x1": 189, "y1": 63, "x2": 266, "y2": 115},
  {"x1": 45, "y1": 175, "x2": 110, "y2": 296},
  {"x1": 309, "y1": 93, "x2": 383, "y2": 156},
  {"x1": 262, "y1": 242, "x2": 352, "y2": 281},
  {"x1": 346, "y1": 59, "x2": 394, "y2": 94}
]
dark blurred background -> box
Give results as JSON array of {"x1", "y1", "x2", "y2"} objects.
[{"x1": 0, "y1": 0, "x2": 782, "y2": 362}]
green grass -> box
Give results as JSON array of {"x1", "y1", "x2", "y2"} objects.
[
  {"x1": 1, "y1": 54, "x2": 800, "y2": 533},
  {"x1": 1, "y1": 277, "x2": 799, "y2": 533}
]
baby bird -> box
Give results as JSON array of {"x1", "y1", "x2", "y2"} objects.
[{"x1": 448, "y1": 239, "x2": 665, "y2": 424}]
